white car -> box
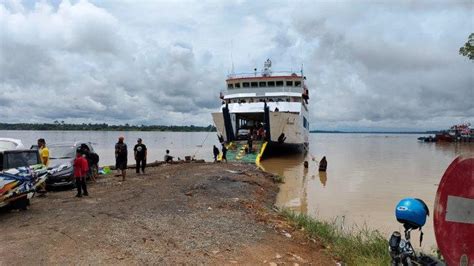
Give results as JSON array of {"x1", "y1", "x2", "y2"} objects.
[{"x1": 0, "y1": 138, "x2": 24, "y2": 152}]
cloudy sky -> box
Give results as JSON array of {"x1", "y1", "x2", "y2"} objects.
[{"x1": 0, "y1": 0, "x2": 472, "y2": 130}]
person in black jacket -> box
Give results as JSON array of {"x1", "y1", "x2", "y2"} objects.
[
  {"x1": 213, "y1": 145, "x2": 219, "y2": 162},
  {"x1": 221, "y1": 144, "x2": 227, "y2": 163},
  {"x1": 115, "y1": 137, "x2": 128, "y2": 181},
  {"x1": 134, "y1": 138, "x2": 147, "y2": 174}
]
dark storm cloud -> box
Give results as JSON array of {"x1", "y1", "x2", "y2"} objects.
[{"x1": 0, "y1": 0, "x2": 472, "y2": 129}]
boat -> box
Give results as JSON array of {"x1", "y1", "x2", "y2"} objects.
[
  {"x1": 417, "y1": 136, "x2": 437, "y2": 142},
  {"x1": 212, "y1": 59, "x2": 310, "y2": 162},
  {"x1": 0, "y1": 165, "x2": 48, "y2": 210},
  {"x1": 435, "y1": 123, "x2": 473, "y2": 142},
  {"x1": 0, "y1": 138, "x2": 24, "y2": 151}
]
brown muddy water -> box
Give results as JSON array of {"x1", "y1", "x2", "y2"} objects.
[
  {"x1": 261, "y1": 134, "x2": 474, "y2": 250},
  {"x1": 2, "y1": 130, "x2": 473, "y2": 249}
]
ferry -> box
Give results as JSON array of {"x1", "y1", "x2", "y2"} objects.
[{"x1": 212, "y1": 59, "x2": 310, "y2": 162}]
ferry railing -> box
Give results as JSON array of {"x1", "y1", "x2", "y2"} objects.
[
  {"x1": 221, "y1": 86, "x2": 304, "y2": 96},
  {"x1": 227, "y1": 70, "x2": 303, "y2": 79}
]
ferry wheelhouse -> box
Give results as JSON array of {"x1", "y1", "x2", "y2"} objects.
[{"x1": 212, "y1": 60, "x2": 310, "y2": 161}]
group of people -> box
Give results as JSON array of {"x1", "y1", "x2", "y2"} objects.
[
  {"x1": 35, "y1": 136, "x2": 169, "y2": 198},
  {"x1": 212, "y1": 143, "x2": 228, "y2": 162},
  {"x1": 247, "y1": 125, "x2": 266, "y2": 141},
  {"x1": 115, "y1": 136, "x2": 148, "y2": 181},
  {"x1": 36, "y1": 138, "x2": 91, "y2": 198},
  {"x1": 114, "y1": 137, "x2": 175, "y2": 181}
]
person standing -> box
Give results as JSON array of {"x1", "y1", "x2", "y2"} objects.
[
  {"x1": 74, "y1": 148, "x2": 89, "y2": 197},
  {"x1": 213, "y1": 145, "x2": 219, "y2": 162},
  {"x1": 79, "y1": 144, "x2": 97, "y2": 182},
  {"x1": 221, "y1": 144, "x2": 227, "y2": 163},
  {"x1": 134, "y1": 138, "x2": 147, "y2": 174},
  {"x1": 247, "y1": 134, "x2": 253, "y2": 153},
  {"x1": 38, "y1": 138, "x2": 49, "y2": 166},
  {"x1": 115, "y1": 136, "x2": 128, "y2": 181},
  {"x1": 37, "y1": 138, "x2": 49, "y2": 195}
]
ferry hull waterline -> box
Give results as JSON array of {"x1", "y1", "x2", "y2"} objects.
[{"x1": 212, "y1": 59, "x2": 310, "y2": 163}]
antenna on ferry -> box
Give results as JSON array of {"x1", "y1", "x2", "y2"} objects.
[{"x1": 230, "y1": 40, "x2": 235, "y2": 76}]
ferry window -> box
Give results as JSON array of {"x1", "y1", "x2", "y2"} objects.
[
  {"x1": 276, "y1": 81, "x2": 284, "y2": 86},
  {"x1": 286, "y1": 81, "x2": 293, "y2": 86},
  {"x1": 295, "y1": 81, "x2": 301, "y2": 87},
  {"x1": 228, "y1": 83, "x2": 233, "y2": 89},
  {"x1": 243, "y1": 82, "x2": 250, "y2": 88},
  {"x1": 235, "y1": 83, "x2": 241, "y2": 88},
  {"x1": 259, "y1": 81, "x2": 267, "y2": 87},
  {"x1": 268, "y1": 81, "x2": 275, "y2": 87},
  {"x1": 251, "y1": 82, "x2": 258, "y2": 87}
]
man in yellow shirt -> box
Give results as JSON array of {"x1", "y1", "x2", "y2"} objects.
[
  {"x1": 38, "y1": 138, "x2": 49, "y2": 166},
  {"x1": 37, "y1": 138, "x2": 49, "y2": 195}
]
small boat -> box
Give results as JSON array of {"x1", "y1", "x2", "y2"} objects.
[
  {"x1": 0, "y1": 138, "x2": 24, "y2": 151},
  {"x1": 0, "y1": 165, "x2": 48, "y2": 210},
  {"x1": 417, "y1": 136, "x2": 437, "y2": 142}
]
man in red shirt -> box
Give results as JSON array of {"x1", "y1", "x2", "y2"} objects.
[{"x1": 74, "y1": 148, "x2": 89, "y2": 197}]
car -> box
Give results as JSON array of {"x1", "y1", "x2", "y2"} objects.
[
  {"x1": 0, "y1": 138, "x2": 24, "y2": 152},
  {"x1": 236, "y1": 128, "x2": 251, "y2": 140},
  {"x1": 0, "y1": 149, "x2": 41, "y2": 171},
  {"x1": 46, "y1": 142, "x2": 99, "y2": 187}
]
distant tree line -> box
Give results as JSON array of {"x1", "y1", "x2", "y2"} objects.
[
  {"x1": 310, "y1": 130, "x2": 441, "y2": 134},
  {"x1": 0, "y1": 122, "x2": 216, "y2": 132}
]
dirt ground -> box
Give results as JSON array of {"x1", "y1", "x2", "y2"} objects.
[{"x1": 0, "y1": 163, "x2": 333, "y2": 265}]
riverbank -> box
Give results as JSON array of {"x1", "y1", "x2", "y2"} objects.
[
  {"x1": 282, "y1": 210, "x2": 389, "y2": 265},
  {"x1": 0, "y1": 163, "x2": 334, "y2": 265}
]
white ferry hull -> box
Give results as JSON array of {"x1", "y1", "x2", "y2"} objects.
[{"x1": 212, "y1": 108, "x2": 309, "y2": 157}]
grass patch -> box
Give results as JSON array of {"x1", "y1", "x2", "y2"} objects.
[{"x1": 281, "y1": 209, "x2": 390, "y2": 265}]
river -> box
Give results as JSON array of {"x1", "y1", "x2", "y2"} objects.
[{"x1": 1, "y1": 130, "x2": 472, "y2": 250}]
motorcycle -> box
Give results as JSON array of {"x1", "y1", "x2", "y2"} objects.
[{"x1": 388, "y1": 198, "x2": 444, "y2": 266}]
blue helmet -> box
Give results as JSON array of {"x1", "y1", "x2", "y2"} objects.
[{"x1": 395, "y1": 198, "x2": 429, "y2": 229}]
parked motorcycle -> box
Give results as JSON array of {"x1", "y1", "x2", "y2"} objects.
[{"x1": 388, "y1": 198, "x2": 444, "y2": 266}]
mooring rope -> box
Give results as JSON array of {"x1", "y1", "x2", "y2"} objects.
[{"x1": 192, "y1": 123, "x2": 216, "y2": 159}]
